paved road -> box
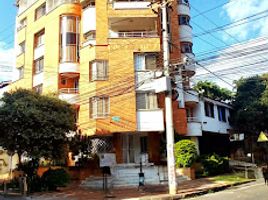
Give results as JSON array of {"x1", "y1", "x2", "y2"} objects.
[{"x1": 188, "y1": 180, "x2": 268, "y2": 200}]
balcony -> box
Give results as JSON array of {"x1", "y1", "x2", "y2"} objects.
[
  {"x1": 34, "y1": 44, "x2": 45, "y2": 60},
  {"x1": 187, "y1": 117, "x2": 202, "y2": 136},
  {"x1": 58, "y1": 88, "x2": 79, "y2": 104},
  {"x1": 184, "y1": 89, "x2": 199, "y2": 106},
  {"x1": 137, "y1": 109, "x2": 164, "y2": 132},
  {"x1": 110, "y1": 31, "x2": 158, "y2": 38},
  {"x1": 59, "y1": 63, "x2": 80, "y2": 76}
]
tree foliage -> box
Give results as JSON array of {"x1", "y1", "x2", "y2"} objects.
[
  {"x1": 0, "y1": 89, "x2": 76, "y2": 162},
  {"x1": 232, "y1": 75, "x2": 268, "y2": 134},
  {"x1": 194, "y1": 81, "x2": 233, "y2": 102},
  {"x1": 174, "y1": 139, "x2": 198, "y2": 168}
]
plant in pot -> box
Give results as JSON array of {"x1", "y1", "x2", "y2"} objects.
[{"x1": 174, "y1": 139, "x2": 198, "y2": 180}]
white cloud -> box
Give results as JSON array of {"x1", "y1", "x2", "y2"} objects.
[
  {"x1": 195, "y1": 37, "x2": 268, "y2": 90},
  {"x1": 223, "y1": 0, "x2": 268, "y2": 40},
  {"x1": 0, "y1": 42, "x2": 15, "y2": 82}
]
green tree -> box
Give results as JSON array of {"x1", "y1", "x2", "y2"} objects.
[
  {"x1": 194, "y1": 81, "x2": 233, "y2": 102},
  {"x1": 0, "y1": 89, "x2": 76, "y2": 164},
  {"x1": 232, "y1": 75, "x2": 268, "y2": 134}
]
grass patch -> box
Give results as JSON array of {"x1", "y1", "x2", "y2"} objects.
[{"x1": 208, "y1": 172, "x2": 253, "y2": 184}]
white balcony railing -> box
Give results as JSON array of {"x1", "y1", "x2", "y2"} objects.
[
  {"x1": 59, "y1": 88, "x2": 79, "y2": 94},
  {"x1": 110, "y1": 31, "x2": 158, "y2": 38}
]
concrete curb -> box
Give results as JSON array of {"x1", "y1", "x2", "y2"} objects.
[{"x1": 124, "y1": 180, "x2": 256, "y2": 200}]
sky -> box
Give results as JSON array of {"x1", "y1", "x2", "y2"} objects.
[{"x1": 1, "y1": 0, "x2": 268, "y2": 88}]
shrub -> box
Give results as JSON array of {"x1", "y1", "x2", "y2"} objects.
[
  {"x1": 201, "y1": 154, "x2": 229, "y2": 176},
  {"x1": 42, "y1": 168, "x2": 70, "y2": 191},
  {"x1": 174, "y1": 140, "x2": 198, "y2": 168}
]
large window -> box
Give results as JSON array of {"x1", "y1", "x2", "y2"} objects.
[
  {"x1": 89, "y1": 96, "x2": 109, "y2": 118},
  {"x1": 217, "y1": 106, "x2": 226, "y2": 122},
  {"x1": 34, "y1": 57, "x2": 44, "y2": 74},
  {"x1": 136, "y1": 92, "x2": 158, "y2": 110},
  {"x1": 178, "y1": 15, "x2": 190, "y2": 26},
  {"x1": 34, "y1": 29, "x2": 45, "y2": 48},
  {"x1": 60, "y1": 16, "x2": 80, "y2": 63},
  {"x1": 89, "y1": 60, "x2": 108, "y2": 81},
  {"x1": 204, "y1": 101, "x2": 214, "y2": 118},
  {"x1": 35, "y1": 3, "x2": 46, "y2": 20},
  {"x1": 134, "y1": 53, "x2": 158, "y2": 71},
  {"x1": 180, "y1": 42, "x2": 193, "y2": 53}
]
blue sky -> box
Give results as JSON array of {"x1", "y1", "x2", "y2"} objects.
[{"x1": 1, "y1": 0, "x2": 268, "y2": 84}]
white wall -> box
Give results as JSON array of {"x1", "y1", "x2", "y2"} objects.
[
  {"x1": 82, "y1": 7, "x2": 96, "y2": 34},
  {"x1": 193, "y1": 97, "x2": 232, "y2": 134}
]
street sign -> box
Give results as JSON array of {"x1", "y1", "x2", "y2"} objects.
[
  {"x1": 257, "y1": 131, "x2": 268, "y2": 142},
  {"x1": 111, "y1": 116, "x2": 120, "y2": 122}
]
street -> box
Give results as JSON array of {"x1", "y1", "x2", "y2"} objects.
[{"x1": 188, "y1": 180, "x2": 268, "y2": 200}]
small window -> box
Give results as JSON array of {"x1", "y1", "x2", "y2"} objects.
[
  {"x1": 178, "y1": 0, "x2": 189, "y2": 6},
  {"x1": 82, "y1": 0, "x2": 95, "y2": 9},
  {"x1": 180, "y1": 42, "x2": 193, "y2": 53},
  {"x1": 34, "y1": 57, "x2": 44, "y2": 74},
  {"x1": 18, "y1": 66, "x2": 24, "y2": 79},
  {"x1": 61, "y1": 79, "x2": 67, "y2": 85},
  {"x1": 90, "y1": 60, "x2": 108, "y2": 81},
  {"x1": 136, "y1": 92, "x2": 158, "y2": 110},
  {"x1": 140, "y1": 136, "x2": 148, "y2": 154},
  {"x1": 89, "y1": 96, "x2": 109, "y2": 118},
  {"x1": 34, "y1": 29, "x2": 45, "y2": 48},
  {"x1": 204, "y1": 101, "x2": 214, "y2": 118},
  {"x1": 18, "y1": 18, "x2": 27, "y2": 31},
  {"x1": 18, "y1": 41, "x2": 25, "y2": 55},
  {"x1": 33, "y1": 84, "x2": 43, "y2": 94},
  {"x1": 84, "y1": 30, "x2": 96, "y2": 41},
  {"x1": 35, "y1": 3, "x2": 46, "y2": 20},
  {"x1": 217, "y1": 106, "x2": 226, "y2": 122},
  {"x1": 178, "y1": 15, "x2": 190, "y2": 26}
]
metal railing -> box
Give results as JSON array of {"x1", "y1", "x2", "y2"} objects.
[
  {"x1": 111, "y1": 31, "x2": 159, "y2": 38},
  {"x1": 59, "y1": 88, "x2": 79, "y2": 94}
]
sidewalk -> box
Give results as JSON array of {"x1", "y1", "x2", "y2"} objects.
[
  {"x1": 25, "y1": 178, "x2": 255, "y2": 200},
  {"x1": 0, "y1": 178, "x2": 256, "y2": 200}
]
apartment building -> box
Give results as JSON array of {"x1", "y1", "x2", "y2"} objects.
[{"x1": 8, "y1": 0, "x2": 217, "y2": 185}]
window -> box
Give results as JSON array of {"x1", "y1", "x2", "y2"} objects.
[
  {"x1": 134, "y1": 53, "x2": 158, "y2": 71},
  {"x1": 178, "y1": 0, "x2": 189, "y2": 6},
  {"x1": 60, "y1": 16, "x2": 80, "y2": 63},
  {"x1": 82, "y1": 0, "x2": 95, "y2": 9},
  {"x1": 180, "y1": 42, "x2": 193, "y2": 53},
  {"x1": 89, "y1": 96, "x2": 109, "y2": 118},
  {"x1": 140, "y1": 136, "x2": 148, "y2": 154},
  {"x1": 217, "y1": 106, "x2": 226, "y2": 122},
  {"x1": 34, "y1": 84, "x2": 43, "y2": 94},
  {"x1": 83, "y1": 30, "x2": 96, "y2": 41},
  {"x1": 18, "y1": 41, "x2": 25, "y2": 55},
  {"x1": 34, "y1": 57, "x2": 44, "y2": 74},
  {"x1": 35, "y1": 3, "x2": 46, "y2": 20},
  {"x1": 90, "y1": 60, "x2": 108, "y2": 81},
  {"x1": 204, "y1": 101, "x2": 214, "y2": 118},
  {"x1": 34, "y1": 29, "x2": 45, "y2": 48},
  {"x1": 61, "y1": 79, "x2": 67, "y2": 85},
  {"x1": 178, "y1": 15, "x2": 190, "y2": 26},
  {"x1": 18, "y1": 66, "x2": 24, "y2": 79},
  {"x1": 17, "y1": 18, "x2": 27, "y2": 31},
  {"x1": 136, "y1": 92, "x2": 158, "y2": 110}
]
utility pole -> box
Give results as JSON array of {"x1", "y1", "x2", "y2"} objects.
[{"x1": 161, "y1": 0, "x2": 177, "y2": 195}]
